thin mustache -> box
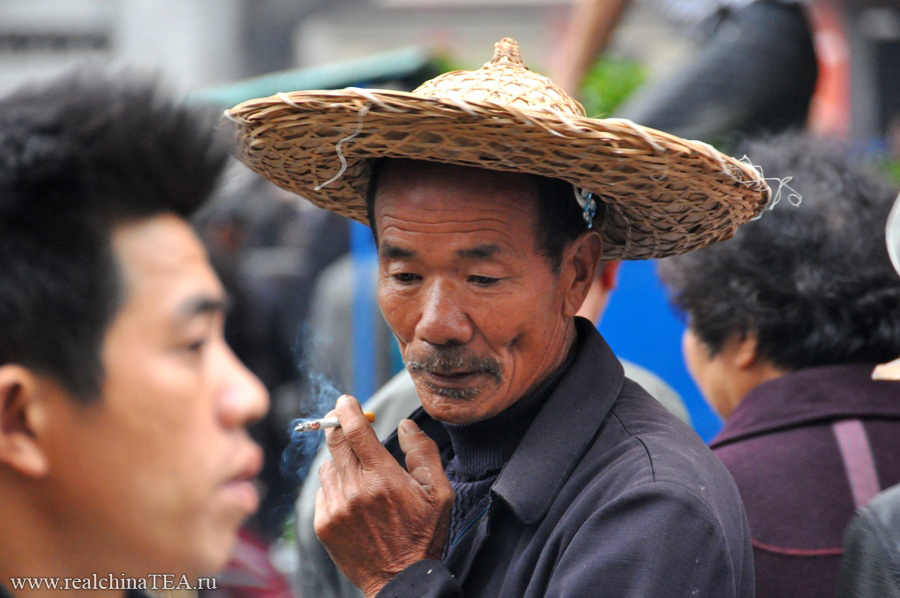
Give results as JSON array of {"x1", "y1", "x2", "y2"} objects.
[{"x1": 406, "y1": 348, "x2": 503, "y2": 381}]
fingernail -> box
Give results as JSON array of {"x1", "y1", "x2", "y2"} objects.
[
  {"x1": 337, "y1": 394, "x2": 357, "y2": 408},
  {"x1": 400, "y1": 419, "x2": 418, "y2": 434}
]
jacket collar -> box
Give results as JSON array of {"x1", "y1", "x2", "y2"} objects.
[
  {"x1": 710, "y1": 363, "x2": 900, "y2": 448},
  {"x1": 492, "y1": 317, "x2": 623, "y2": 524}
]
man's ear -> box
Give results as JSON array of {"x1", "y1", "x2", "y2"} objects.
[
  {"x1": 562, "y1": 230, "x2": 603, "y2": 317},
  {"x1": 0, "y1": 365, "x2": 50, "y2": 477}
]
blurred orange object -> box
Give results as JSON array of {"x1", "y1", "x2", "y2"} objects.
[{"x1": 808, "y1": 0, "x2": 852, "y2": 137}]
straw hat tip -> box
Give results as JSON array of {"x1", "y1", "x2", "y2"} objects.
[{"x1": 490, "y1": 37, "x2": 525, "y2": 68}]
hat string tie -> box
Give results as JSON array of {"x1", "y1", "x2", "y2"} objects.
[
  {"x1": 574, "y1": 187, "x2": 597, "y2": 229},
  {"x1": 314, "y1": 104, "x2": 371, "y2": 191}
]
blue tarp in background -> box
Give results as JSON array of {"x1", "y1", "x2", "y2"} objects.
[{"x1": 599, "y1": 260, "x2": 721, "y2": 442}]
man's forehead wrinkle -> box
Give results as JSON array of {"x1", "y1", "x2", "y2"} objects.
[
  {"x1": 379, "y1": 219, "x2": 518, "y2": 255},
  {"x1": 377, "y1": 209, "x2": 519, "y2": 235}
]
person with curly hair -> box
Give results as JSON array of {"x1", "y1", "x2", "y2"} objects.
[{"x1": 658, "y1": 133, "x2": 900, "y2": 598}]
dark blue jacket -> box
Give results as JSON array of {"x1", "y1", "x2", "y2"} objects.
[{"x1": 379, "y1": 319, "x2": 754, "y2": 597}]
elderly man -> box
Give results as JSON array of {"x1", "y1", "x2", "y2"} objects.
[
  {"x1": 0, "y1": 69, "x2": 268, "y2": 596},
  {"x1": 293, "y1": 255, "x2": 690, "y2": 598},
  {"x1": 230, "y1": 38, "x2": 766, "y2": 597}
]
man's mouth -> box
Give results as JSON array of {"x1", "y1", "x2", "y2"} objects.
[
  {"x1": 422, "y1": 369, "x2": 482, "y2": 385},
  {"x1": 407, "y1": 351, "x2": 502, "y2": 380},
  {"x1": 406, "y1": 347, "x2": 503, "y2": 399},
  {"x1": 221, "y1": 447, "x2": 263, "y2": 514},
  {"x1": 413, "y1": 370, "x2": 483, "y2": 400}
]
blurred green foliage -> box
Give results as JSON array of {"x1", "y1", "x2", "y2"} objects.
[
  {"x1": 578, "y1": 57, "x2": 647, "y2": 118},
  {"x1": 883, "y1": 158, "x2": 900, "y2": 185},
  {"x1": 430, "y1": 52, "x2": 466, "y2": 76}
]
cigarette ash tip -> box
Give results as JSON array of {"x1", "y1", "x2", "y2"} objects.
[{"x1": 293, "y1": 419, "x2": 321, "y2": 433}]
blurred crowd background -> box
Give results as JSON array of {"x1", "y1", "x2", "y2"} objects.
[{"x1": 3, "y1": 0, "x2": 899, "y2": 593}]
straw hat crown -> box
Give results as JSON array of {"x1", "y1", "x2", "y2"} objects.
[{"x1": 413, "y1": 38, "x2": 585, "y2": 117}]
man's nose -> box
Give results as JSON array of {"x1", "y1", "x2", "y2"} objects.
[
  {"x1": 218, "y1": 348, "x2": 269, "y2": 428},
  {"x1": 415, "y1": 280, "x2": 474, "y2": 347}
]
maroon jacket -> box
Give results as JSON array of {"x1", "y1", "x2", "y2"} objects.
[{"x1": 711, "y1": 363, "x2": 900, "y2": 598}]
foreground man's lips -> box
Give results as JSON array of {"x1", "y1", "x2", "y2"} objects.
[{"x1": 222, "y1": 447, "x2": 264, "y2": 513}]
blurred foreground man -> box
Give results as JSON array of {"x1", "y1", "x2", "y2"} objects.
[
  {"x1": 0, "y1": 69, "x2": 268, "y2": 596},
  {"x1": 230, "y1": 38, "x2": 768, "y2": 597}
]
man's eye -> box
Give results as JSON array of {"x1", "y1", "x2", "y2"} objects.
[
  {"x1": 469, "y1": 275, "x2": 500, "y2": 286},
  {"x1": 393, "y1": 272, "x2": 421, "y2": 283},
  {"x1": 184, "y1": 338, "x2": 208, "y2": 353}
]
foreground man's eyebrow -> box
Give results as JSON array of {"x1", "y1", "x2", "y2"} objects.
[{"x1": 176, "y1": 295, "x2": 230, "y2": 323}]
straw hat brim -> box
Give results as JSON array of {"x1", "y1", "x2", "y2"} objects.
[{"x1": 227, "y1": 88, "x2": 770, "y2": 260}]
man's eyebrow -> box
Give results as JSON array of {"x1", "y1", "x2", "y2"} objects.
[
  {"x1": 175, "y1": 295, "x2": 230, "y2": 323},
  {"x1": 457, "y1": 244, "x2": 501, "y2": 259},
  {"x1": 380, "y1": 244, "x2": 416, "y2": 259},
  {"x1": 379, "y1": 243, "x2": 503, "y2": 260}
]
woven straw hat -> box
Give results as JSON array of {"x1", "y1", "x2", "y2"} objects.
[{"x1": 226, "y1": 38, "x2": 770, "y2": 259}]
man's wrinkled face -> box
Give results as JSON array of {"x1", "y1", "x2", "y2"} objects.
[
  {"x1": 39, "y1": 214, "x2": 268, "y2": 577},
  {"x1": 374, "y1": 160, "x2": 575, "y2": 425}
]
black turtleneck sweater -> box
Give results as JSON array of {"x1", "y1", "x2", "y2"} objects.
[{"x1": 440, "y1": 347, "x2": 576, "y2": 557}]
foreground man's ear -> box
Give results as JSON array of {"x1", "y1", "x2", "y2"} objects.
[
  {"x1": 562, "y1": 231, "x2": 603, "y2": 318},
  {"x1": 0, "y1": 365, "x2": 50, "y2": 477}
]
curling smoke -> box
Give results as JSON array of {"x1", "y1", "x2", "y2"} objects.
[{"x1": 280, "y1": 370, "x2": 342, "y2": 485}]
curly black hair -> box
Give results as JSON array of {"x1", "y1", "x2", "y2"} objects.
[
  {"x1": 0, "y1": 66, "x2": 229, "y2": 401},
  {"x1": 658, "y1": 133, "x2": 900, "y2": 371}
]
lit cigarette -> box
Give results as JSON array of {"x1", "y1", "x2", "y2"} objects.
[{"x1": 294, "y1": 412, "x2": 376, "y2": 433}]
